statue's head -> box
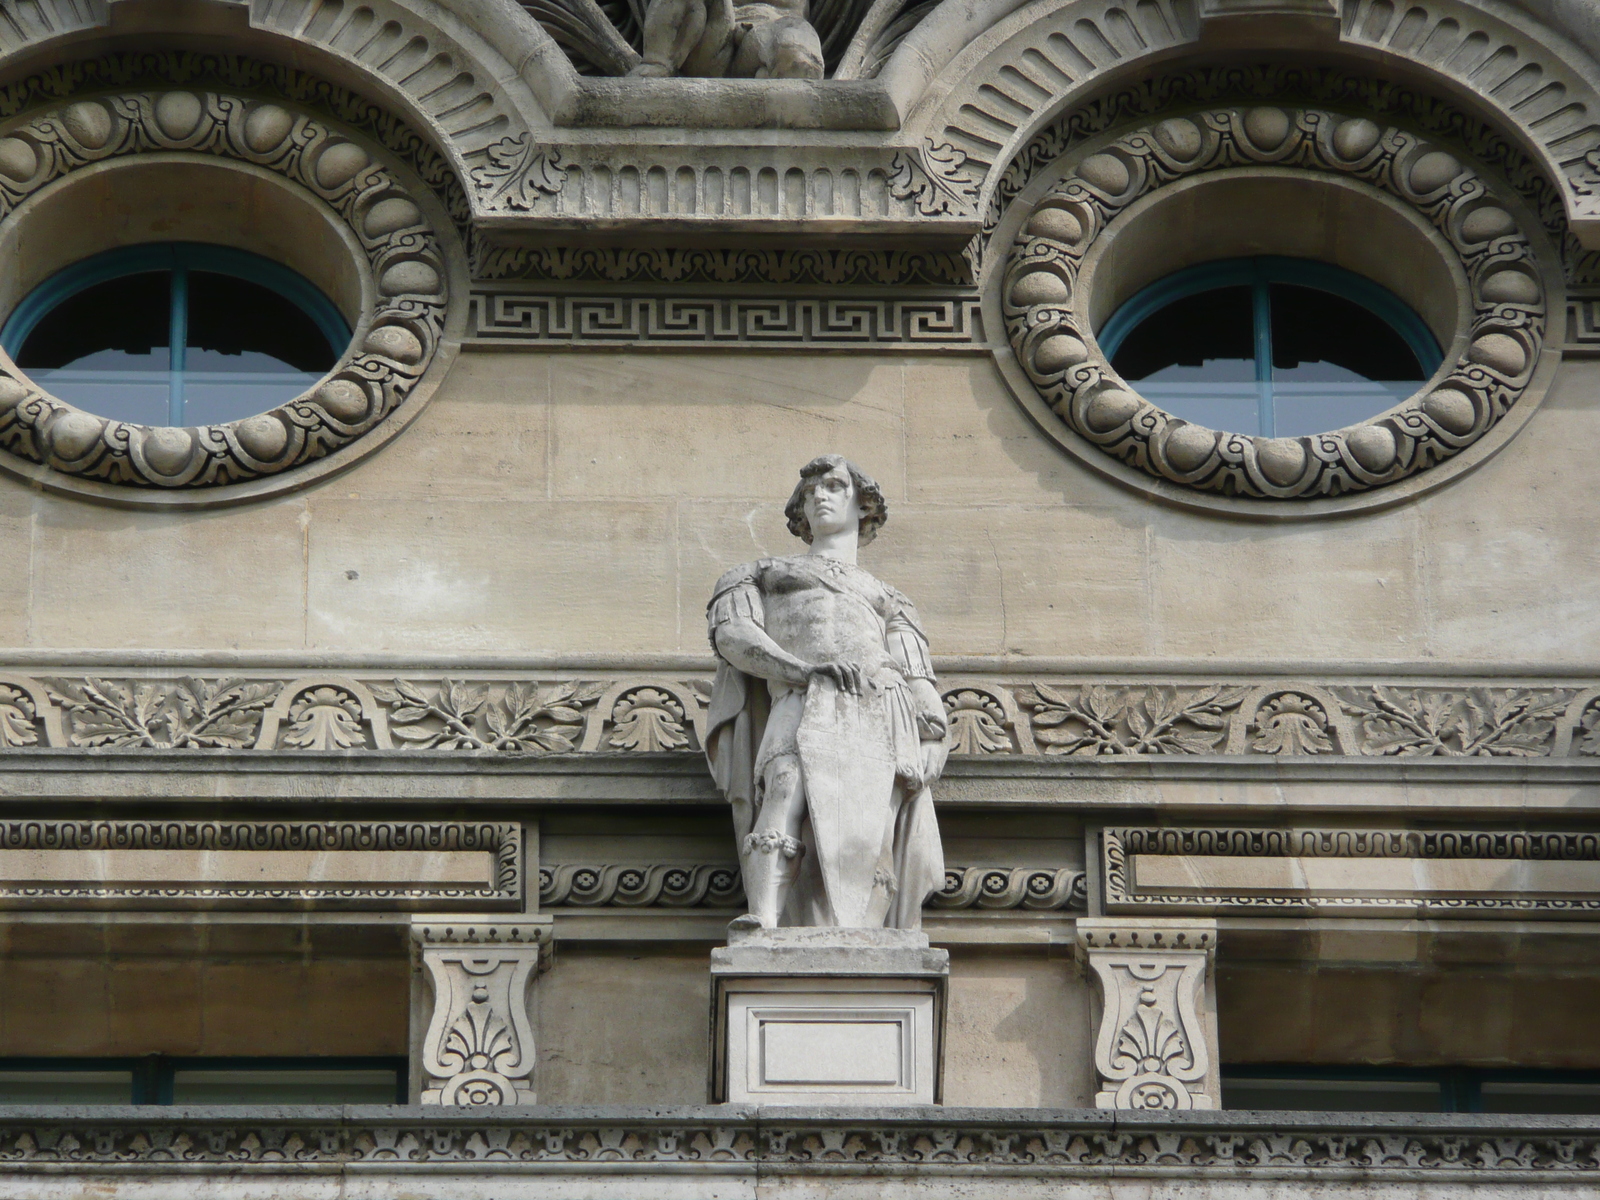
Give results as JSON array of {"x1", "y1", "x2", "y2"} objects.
[{"x1": 785, "y1": 455, "x2": 887, "y2": 546}]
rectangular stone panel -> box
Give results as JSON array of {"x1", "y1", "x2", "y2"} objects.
[
  {"x1": 1133, "y1": 854, "x2": 1600, "y2": 896},
  {"x1": 0, "y1": 821, "x2": 520, "y2": 910},
  {"x1": 0, "y1": 849, "x2": 493, "y2": 885},
  {"x1": 759, "y1": 1013, "x2": 908, "y2": 1086},
  {"x1": 1104, "y1": 827, "x2": 1600, "y2": 917}
]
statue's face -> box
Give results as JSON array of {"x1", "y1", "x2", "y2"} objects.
[{"x1": 804, "y1": 463, "x2": 861, "y2": 541}]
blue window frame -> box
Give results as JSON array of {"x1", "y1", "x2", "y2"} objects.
[
  {"x1": 1, "y1": 243, "x2": 350, "y2": 427},
  {"x1": 1100, "y1": 256, "x2": 1444, "y2": 439},
  {"x1": 1223, "y1": 1065, "x2": 1600, "y2": 1113},
  {"x1": 0, "y1": 1056, "x2": 407, "y2": 1105}
]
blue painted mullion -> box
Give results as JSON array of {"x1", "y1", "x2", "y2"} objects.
[
  {"x1": 1252, "y1": 263, "x2": 1275, "y2": 439},
  {"x1": 167, "y1": 262, "x2": 188, "y2": 427}
]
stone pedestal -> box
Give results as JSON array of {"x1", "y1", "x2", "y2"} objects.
[
  {"x1": 1077, "y1": 917, "x2": 1220, "y2": 1111},
  {"x1": 410, "y1": 917, "x2": 553, "y2": 1106},
  {"x1": 710, "y1": 927, "x2": 949, "y2": 1105}
]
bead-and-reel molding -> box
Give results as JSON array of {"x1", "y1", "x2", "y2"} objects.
[
  {"x1": 0, "y1": 90, "x2": 451, "y2": 499},
  {"x1": 1000, "y1": 107, "x2": 1551, "y2": 508}
]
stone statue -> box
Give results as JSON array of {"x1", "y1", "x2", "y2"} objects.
[
  {"x1": 627, "y1": 0, "x2": 824, "y2": 79},
  {"x1": 704, "y1": 455, "x2": 948, "y2": 930}
]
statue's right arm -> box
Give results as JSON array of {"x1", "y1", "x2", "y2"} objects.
[
  {"x1": 707, "y1": 566, "x2": 811, "y2": 688},
  {"x1": 712, "y1": 616, "x2": 814, "y2": 688}
]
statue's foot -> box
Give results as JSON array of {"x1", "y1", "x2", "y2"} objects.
[
  {"x1": 627, "y1": 62, "x2": 673, "y2": 78},
  {"x1": 729, "y1": 913, "x2": 766, "y2": 932}
]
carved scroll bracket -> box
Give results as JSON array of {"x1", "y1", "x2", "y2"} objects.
[
  {"x1": 1076, "y1": 917, "x2": 1219, "y2": 1112},
  {"x1": 410, "y1": 917, "x2": 553, "y2": 1106}
]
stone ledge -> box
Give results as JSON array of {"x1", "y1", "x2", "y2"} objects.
[{"x1": 0, "y1": 1105, "x2": 1595, "y2": 1177}]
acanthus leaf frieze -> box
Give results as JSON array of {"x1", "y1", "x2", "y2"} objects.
[{"x1": 5, "y1": 671, "x2": 1600, "y2": 762}]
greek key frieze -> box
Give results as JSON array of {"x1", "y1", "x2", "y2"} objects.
[
  {"x1": 1568, "y1": 294, "x2": 1600, "y2": 352},
  {"x1": 4, "y1": 672, "x2": 1600, "y2": 761},
  {"x1": 467, "y1": 291, "x2": 987, "y2": 348}
]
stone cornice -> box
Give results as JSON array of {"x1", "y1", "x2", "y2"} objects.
[{"x1": 0, "y1": 1106, "x2": 1595, "y2": 1179}]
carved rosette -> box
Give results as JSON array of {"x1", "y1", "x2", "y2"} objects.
[
  {"x1": 1003, "y1": 107, "x2": 1547, "y2": 502},
  {"x1": 1076, "y1": 918, "x2": 1218, "y2": 1111},
  {"x1": 0, "y1": 91, "x2": 449, "y2": 494},
  {"x1": 411, "y1": 920, "x2": 552, "y2": 1106}
]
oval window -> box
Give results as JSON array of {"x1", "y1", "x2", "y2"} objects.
[
  {"x1": 1099, "y1": 257, "x2": 1443, "y2": 438},
  {"x1": 1, "y1": 244, "x2": 350, "y2": 428}
]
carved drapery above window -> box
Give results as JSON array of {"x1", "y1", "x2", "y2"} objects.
[{"x1": 996, "y1": 106, "x2": 1555, "y2": 514}]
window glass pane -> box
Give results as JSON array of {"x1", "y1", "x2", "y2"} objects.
[
  {"x1": 0, "y1": 1070, "x2": 133, "y2": 1103},
  {"x1": 1109, "y1": 285, "x2": 1260, "y2": 434},
  {"x1": 181, "y1": 272, "x2": 337, "y2": 425},
  {"x1": 1479, "y1": 1081, "x2": 1600, "y2": 1114},
  {"x1": 169, "y1": 1068, "x2": 399, "y2": 1105},
  {"x1": 1223, "y1": 1077, "x2": 1444, "y2": 1112},
  {"x1": 16, "y1": 272, "x2": 173, "y2": 425},
  {"x1": 1270, "y1": 283, "x2": 1426, "y2": 438}
]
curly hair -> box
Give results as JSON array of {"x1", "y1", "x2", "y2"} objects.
[{"x1": 784, "y1": 455, "x2": 888, "y2": 546}]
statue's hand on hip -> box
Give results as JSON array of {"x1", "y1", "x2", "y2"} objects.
[{"x1": 810, "y1": 660, "x2": 867, "y2": 695}]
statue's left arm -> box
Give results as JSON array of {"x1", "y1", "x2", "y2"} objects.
[{"x1": 884, "y1": 589, "x2": 947, "y2": 740}]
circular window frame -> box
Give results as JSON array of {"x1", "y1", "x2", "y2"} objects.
[
  {"x1": 991, "y1": 106, "x2": 1560, "y2": 518},
  {"x1": 0, "y1": 90, "x2": 462, "y2": 508}
]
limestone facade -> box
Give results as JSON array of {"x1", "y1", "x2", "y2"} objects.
[{"x1": 0, "y1": 0, "x2": 1598, "y2": 1194}]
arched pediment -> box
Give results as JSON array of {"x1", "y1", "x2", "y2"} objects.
[
  {"x1": 895, "y1": 0, "x2": 1600, "y2": 249},
  {"x1": 0, "y1": 0, "x2": 579, "y2": 222}
]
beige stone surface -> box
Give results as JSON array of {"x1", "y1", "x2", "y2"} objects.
[
  {"x1": 534, "y1": 950, "x2": 712, "y2": 1104},
  {"x1": 548, "y1": 355, "x2": 906, "y2": 501},
  {"x1": 27, "y1": 498, "x2": 309, "y2": 649},
  {"x1": 305, "y1": 497, "x2": 678, "y2": 653},
  {"x1": 348, "y1": 353, "x2": 553, "y2": 500},
  {"x1": 0, "y1": 488, "x2": 30, "y2": 647},
  {"x1": 1, "y1": 348, "x2": 1594, "y2": 662},
  {"x1": 941, "y1": 952, "x2": 1091, "y2": 1107}
]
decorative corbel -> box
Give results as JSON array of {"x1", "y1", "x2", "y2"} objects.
[
  {"x1": 410, "y1": 917, "x2": 553, "y2": 1105},
  {"x1": 1076, "y1": 918, "x2": 1219, "y2": 1110}
]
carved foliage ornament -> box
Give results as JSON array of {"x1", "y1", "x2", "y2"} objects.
[
  {"x1": 0, "y1": 91, "x2": 448, "y2": 491},
  {"x1": 1003, "y1": 107, "x2": 1546, "y2": 502}
]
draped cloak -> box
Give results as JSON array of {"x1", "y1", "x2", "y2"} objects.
[{"x1": 704, "y1": 556, "x2": 946, "y2": 929}]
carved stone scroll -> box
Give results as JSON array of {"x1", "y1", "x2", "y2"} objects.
[
  {"x1": 410, "y1": 919, "x2": 553, "y2": 1106},
  {"x1": 1076, "y1": 918, "x2": 1219, "y2": 1112}
]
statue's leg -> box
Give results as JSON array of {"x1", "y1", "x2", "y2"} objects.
[
  {"x1": 734, "y1": 754, "x2": 806, "y2": 929},
  {"x1": 631, "y1": 0, "x2": 712, "y2": 77}
]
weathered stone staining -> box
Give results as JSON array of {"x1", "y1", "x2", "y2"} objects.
[
  {"x1": 0, "y1": 0, "x2": 1598, "y2": 1188},
  {"x1": 706, "y1": 456, "x2": 947, "y2": 930}
]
